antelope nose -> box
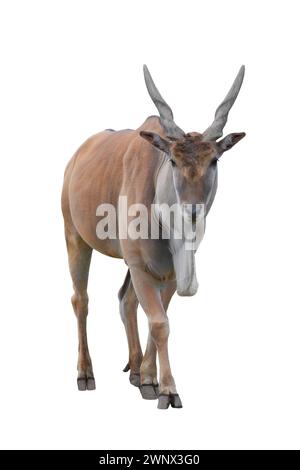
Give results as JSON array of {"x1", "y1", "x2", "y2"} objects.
[
  {"x1": 191, "y1": 204, "x2": 198, "y2": 217},
  {"x1": 183, "y1": 203, "x2": 203, "y2": 221},
  {"x1": 191, "y1": 204, "x2": 201, "y2": 222}
]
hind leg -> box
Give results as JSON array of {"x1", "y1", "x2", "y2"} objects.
[
  {"x1": 65, "y1": 223, "x2": 95, "y2": 391},
  {"x1": 119, "y1": 270, "x2": 143, "y2": 387}
]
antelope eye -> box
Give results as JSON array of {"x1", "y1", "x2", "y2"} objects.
[
  {"x1": 169, "y1": 158, "x2": 176, "y2": 167},
  {"x1": 211, "y1": 157, "x2": 219, "y2": 166}
]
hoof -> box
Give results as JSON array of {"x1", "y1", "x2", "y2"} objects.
[
  {"x1": 139, "y1": 384, "x2": 159, "y2": 400},
  {"x1": 158, "y1": 393, "x2": 182, "y2": 409},
  {"x1": 77, "y1": 376, "x2": 96, "y2": 391},
  {"x1": 129, "y1": 373, "x2": 140, "y2": 387},
  {"x1": 77, "y1": 378, "x2": 87, "y2": 391},
  {"x1": 170, "y1": 394, "x2": 182, "y2": 408},
  {"x1": 87, "y1": 377, "x2": 96, "y2": 390}
]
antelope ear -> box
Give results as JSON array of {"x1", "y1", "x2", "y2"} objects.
[
  {"x1": 217, "y1": 132, "x2": 246, "y2": 153},
  {"x1": 139, "y1": 131, "x2": 171, "y2": 154}
]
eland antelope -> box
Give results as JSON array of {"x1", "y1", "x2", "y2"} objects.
[{"x1": 61, "y1": 65, "x2": 246, "y2": 409}]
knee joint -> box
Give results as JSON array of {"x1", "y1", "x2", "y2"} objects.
[
  {"x1": 71, "y1": 293, "x2": 88, "y2": 316},
  {"x1": 149, "y1": 318, "x2": 169, "y2": 345}
]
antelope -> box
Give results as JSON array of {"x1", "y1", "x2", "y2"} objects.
[{"x1": 61, "y1": 65, "x2": 246, "y2": 409}]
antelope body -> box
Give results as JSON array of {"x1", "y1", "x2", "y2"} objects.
[{"x1": 61, "y1": 65, "x2": 246, "y2": 409}]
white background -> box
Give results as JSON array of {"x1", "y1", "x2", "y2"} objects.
[{"x1": 0, "y1": 0, "x2": 299, "y2": 450}]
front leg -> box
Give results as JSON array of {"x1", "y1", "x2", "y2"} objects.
[
  {"x1": 140, "y1": 280, "x2": 177, "y2": 400},
  {"x1": 130, "y1": 268, "x2": 182, "y2": 409}
]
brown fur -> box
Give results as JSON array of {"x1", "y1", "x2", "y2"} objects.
[
  {"x1": 172, "y1": 133, "x2": 216, "y2": 181},
  {"x1": 62, "y1": 65, "x2": 246, "y2": 407},
  {"x1": 62, "y1": 116, "x2": 181, "y2": 400},
  {"x1": 62, "y1": 105, "x2": 244, "y2": 407}
]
